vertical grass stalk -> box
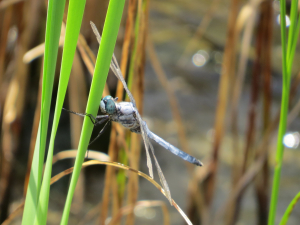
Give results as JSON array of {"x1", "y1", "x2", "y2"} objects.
[
  {"x1": 33, "y1": 0, "x2": 87, "y2": 223},
  {"x1": 22, "y1": 0, "x2": 66, "y2": 223},
  {"x1": 60, "y1": 0, "x2": 125, "y2": 224},
  {"x1": 268, "y1": 1, "x2": 300, "y2": 224}
]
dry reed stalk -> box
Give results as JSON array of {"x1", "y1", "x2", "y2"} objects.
[
  {"x1": 99, "y1": 123, "x2": 118, "y2": 225},
  {"x1": 116, "y1": 0, "x2": 137, "y2": 99},
  {"x1": 77, "y1": 36, "x2": 96, "y2": 73},
  {"x1": 0, "y1": 7, "x2": 12, "y2": 88},
  {"x1": 203, "y1": 0, "x2": 240, "y2": 206},
  {"x1": 187, "y1": 165, "x2": 211, "y2": 225},
  {"x1": 226, "y1": 3, "x2": 273, "y2": 224},
  {"x1": 230, "y1": 0, "x2": 262, "y2": 185},
  {"x1": 112, "y1": 167, "x2": 121, "y2": 217},
  {"x1": 254, "y1": 2, "x2": 272, "y2": 224},
  {"x1": 125, "y1": 0, "x2": 148, "y2": 224},
  {"x1": 112, "y1": 0, "x2": 138, "y2": 217},
  {"x1": 124, "y1": 133, "x2": 141, "y2": 225},
  {"x1": 226, "y1": 3, "x2": 265, "y2": 223},
  {"x1": 68, "y1": 50, "x2": 88, "y2": 215},
  {"x1": 0, "y1": 9, "x2": 13, "y2": 216},
  {"x1": 147, "y1": 37, "x2": 193, "y2": 172},
  {"x1": 78, "y1": 33, "x2": 96, "y2": 63},
  {"x1": 77, "y1": 34, "x2": 110, "y2": 97},
  {"x1": 214, "y1": 72, "x2": 300, "y2": 224}
]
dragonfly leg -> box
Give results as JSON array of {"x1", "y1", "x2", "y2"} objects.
[
  {"x1": 82, "y1": 113, "x2": 108, "y2": 125},
  {"x1": 85, "y1": 113, "x2": 97, "y2": 124},
  {"x1": 85, "y1": 113, "x2": 108, "y2": 125},
  {"x1": 94, "y1": 115, "x2": 110, "y2": 126},
  {"x1": 63, "y1": 108, "x2": 97, "y2": 124},
  {"x1": 88, "y1": 120, "x2": 111, "y2": 146},
  {"x1": 63, "y1": 108, "x2": 86, "y2": 117}
]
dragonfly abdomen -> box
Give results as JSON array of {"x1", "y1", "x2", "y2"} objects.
[{"x1": 147, "y1": 131, "x2": 203, "y2": 167}]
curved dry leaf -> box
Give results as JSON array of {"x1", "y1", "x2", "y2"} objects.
[
  {"x1": 52, "y1": 150, "x2": 110, "y2": 164},
  {"x1": 23, "y1": 24, "x2": 66, "y2": 63},
  {"x1": 5, "y1": 160, "x2": 192, "y2": 225},
  {"x1": 23, "y1": 36, "x2": 65, "y2": 63},
  {"x1": 52, "y1": 160, "x2": 193, "y2": 225},
  {"x1": 1, "y1": 203, "x2": 24, "y2": 225}
]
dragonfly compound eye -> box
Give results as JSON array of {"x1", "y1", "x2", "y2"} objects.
[
  {"x1": 105, "y1": 99, "x2": 116, "y2": 114},
  {"x1": 100, "y1": 95, "x2": 116, "y2": 114}
]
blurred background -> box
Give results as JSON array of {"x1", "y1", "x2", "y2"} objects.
[{"x1": 1, "y1": 0, "x2": 300, "y2": 224}]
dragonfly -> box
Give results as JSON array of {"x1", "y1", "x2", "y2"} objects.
[{"x1": 64, "y1": 21, "x2": 203, "y2": 204}]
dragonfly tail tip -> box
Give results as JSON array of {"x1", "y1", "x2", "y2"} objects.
[{"x1": 196, "y1": 160, "x2": 203, "y2": 167}]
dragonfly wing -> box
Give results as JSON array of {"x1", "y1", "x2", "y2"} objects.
[
  {"x1": 90, "y1": 21, "x2": 101, "y2": 45},
  {"x1": 138, "y1": 118, "x2": 172, "y2": 204},
  {"x1": 90, "y1": 21, "x2": 136, "y2": 108},
  {"x1": 148, "y1": 130, "x2": 203, "y2": 166},
  {"x1": 135, "y1": 113, "x2": 153, "y2": 179},
  {"x1": 147, "y1": 131, "x2": 172, "y2": 204},
  {"x1": 90, "y1": 22, "x2": 171, "y2": 203}
]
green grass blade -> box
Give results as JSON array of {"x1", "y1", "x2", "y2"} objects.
[
  {"x1": 268, "y1": 1, "x2": 288, "y2": 224},
  {"x1": 268, "y1": 1, "x2": 300, "y2": 224},
  {"x1": 268, "y1": 83, "x2": 290, "y2": 225},
  {"x1": 279, "y1": 191, "x2": 300, "y2": 225},
  {"x1": 22, "y1": 0, "x2": 66, "y2": 224},
  {"x1": 60, "y1": 0, "x2": 126, "y2": 224},
  {"x1": 33, "y1": 0, "x2": 87, "y2": 224}
]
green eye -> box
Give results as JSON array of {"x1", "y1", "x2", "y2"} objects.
[
  {"x1": 105, "y1": 99, "x2": 116, "y2": 114},
  {"x1": 100, "y1": 95, "x2": 116, "y2": 114}
]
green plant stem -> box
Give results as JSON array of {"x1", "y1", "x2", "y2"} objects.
[
  {"x1": 60, "y1": 0, "x2": 125, "y2": 224},
  {"x1": 279, "y1": 191, "x2": 300, "y2": 225},
  {"x1": 268, "y1": 0, "x2": 288, "y2": 224},
  {"x1": 268, "y1": 0, "x2": 298, "y2": 224},
  {"x1": 22, "y1": 0, "x2": 65, "y2": 223},
  {"x1": 33, "y1": 0, "x2": 86, "y2": 223},
  {"x1": 268, "y1": 83, "x2": 290, "y2": 225}
]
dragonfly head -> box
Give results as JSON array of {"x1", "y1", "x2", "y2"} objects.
[{"x1": 100, "y1": 95, "x2": 117, "y2": 114}]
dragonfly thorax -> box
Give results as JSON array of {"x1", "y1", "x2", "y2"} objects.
[{"x1": 100, "y1": 95, "x2": 117, "y2": 114}]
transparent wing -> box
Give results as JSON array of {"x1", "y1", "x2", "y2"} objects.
[
  {"x1": 90, "y1": 21, "x2": 153, "y2": 177},
  {"x1": 141, "y1": 119, "x2": 172, "y2": 204},
  {"x1": 90, "y1": 21, "x2": 136, "y2": 108},
  {"x1": 136, "y1": 113, "x2": 154, "y2": 179},
  {"x1": 149, "y1": 142, "x2": 172, "y2": 204}
]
